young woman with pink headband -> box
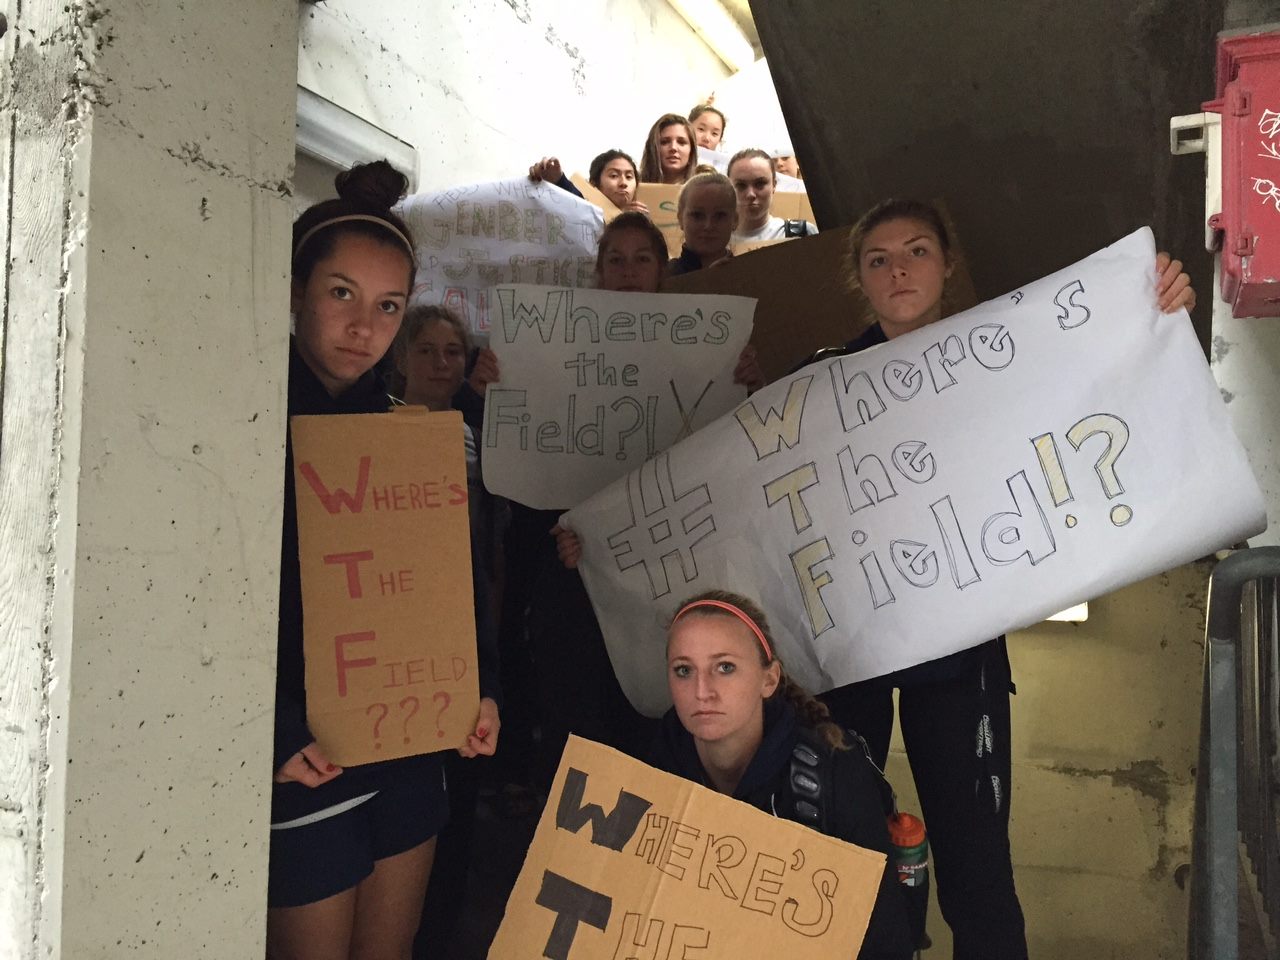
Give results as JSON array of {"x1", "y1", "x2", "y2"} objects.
[{"x1": 651, "y1": 589, "x2": 914, "y2": 960}]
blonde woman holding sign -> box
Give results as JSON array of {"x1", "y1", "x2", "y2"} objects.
[{"x1": 270, "y1": 161, "x2": 501, "y2": 960}]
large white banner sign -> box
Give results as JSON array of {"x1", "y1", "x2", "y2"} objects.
[
  {"x1": 397, "y1": 179, "x2": 603, "y2": 338},
  {"x1": 564, "y1": 228, "x2": 1267, "y2": 716},
  {"x1": 482, "y1": 285, "x2": 754, "y2": 509}
]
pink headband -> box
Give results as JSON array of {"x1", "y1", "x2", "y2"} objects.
[
  {"x1": 672, "y1": 599, "x2": 774, "y2": 663},
  {"x1": 292, "y1": 213, "x2": 415, "y2": 262}
]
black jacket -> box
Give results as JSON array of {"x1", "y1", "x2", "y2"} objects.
[
  {"x1": 651, "y1": 699, "x2": 914, "y2": 959},
  {"x1": 667, "y1": 245, "x2": 733, "y2": 277},
  {"x1": 273, "y1": 341, "x2": 500, "y2": 822}
]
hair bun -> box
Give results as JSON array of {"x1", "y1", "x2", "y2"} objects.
[{"x1": 334, "y1": 160, "x2": 409, "y2": 210}]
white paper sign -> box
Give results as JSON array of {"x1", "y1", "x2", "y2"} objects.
[
  {"x1": 397, "y1": 179, "x2": 604, "y2": 338},
  {"x1": 564, "y1": 228, "x2": 1267, "y2": 717},
  {"x1": 481, "y1": 285, "x2": 755, "y2": 510}
]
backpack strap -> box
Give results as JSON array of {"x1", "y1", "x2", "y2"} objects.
[
  {"x1": 788, "y1": 726, "x2": 833, "y2": 833},
  {"x1": 787, "y1": 726, "x2": 900, "y2": 834}
]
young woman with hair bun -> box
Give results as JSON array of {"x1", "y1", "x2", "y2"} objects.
[
  {"x1": 270, "y1": 160, "x2": 501, "y2": 960},
  {"x1": 651, "y1": 589, "x2": 914, "y2": 960}
]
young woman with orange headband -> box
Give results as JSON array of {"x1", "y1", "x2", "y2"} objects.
[{"x1": 652, "y1": 589, "x2": 914, "y2": 960}]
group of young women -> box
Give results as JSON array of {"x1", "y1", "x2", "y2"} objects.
[
  {"x1": 530, "y1": 105, "x2": 816, "y2": 281},
  {"x1": 271, "y1": 116, "x2": 1195, "y2": 957}
]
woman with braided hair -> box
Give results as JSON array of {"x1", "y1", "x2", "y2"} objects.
[{"x1": 650, "y1": 589, "x2": 914, "y2": 960}]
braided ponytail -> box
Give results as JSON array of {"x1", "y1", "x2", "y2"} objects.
[{"x1": 776, "y1": 674, "x2": 848, "y2": 752}]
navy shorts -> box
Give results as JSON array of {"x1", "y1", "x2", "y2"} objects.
[{"x1": 268, "y1": 771, "x2": 448, "y2": 908}]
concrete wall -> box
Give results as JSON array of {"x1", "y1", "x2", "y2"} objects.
[
  {"x1": 885, "y1": 562, "x2": 1210, "y2": 959},
  {"x1": 297, "y1": 0, "x2": 731, "y2": 194},
  {"x1": 0, "y1": 1, "x2": 296, "y2": 956}
]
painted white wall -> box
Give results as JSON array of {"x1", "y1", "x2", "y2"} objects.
[
  {"x1": 713, "y1": 56, "x2": 795, "y2": 156},
  {"x1": 297, "y1": 0, "x2": 731, "y2": 192},
  {"x1": 1, "y1": 2, "x2": 296, "y2": 956}
]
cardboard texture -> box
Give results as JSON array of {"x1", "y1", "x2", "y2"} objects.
[
  {"x1": 570, "y1": 174, "x2": 622, "y2": 220},
  {"x1": 636, "y1": 183, "x2": 686, "y2": 258},
  {"x1": 489, "y1": 736, "x2": 886, "y2": 960},
  {"x1": 291, "y1": 408, "x2": 479, "y2": 766},
  {"x1": 666, "y1": 224, "x2": 979, "y2": 385},
  {"x1": 664, "y1": 227, "x2": 864, "y2": 384},
  {"x1": 571, "y1": 177, "x2": 686, "y2": 256},
  {"x1": 767, "y1": 191, "x2": 816, "y2": 224}
]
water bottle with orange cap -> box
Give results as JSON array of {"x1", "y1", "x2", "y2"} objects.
[{"x1": 887, "y1": 811, "x2": 930, "y2": 947}]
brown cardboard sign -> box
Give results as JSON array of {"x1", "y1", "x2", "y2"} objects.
[
  {"x1": 570, "y1": 174, "x2": 622, "y2": 220},
  {"x1": 291, "y1": 407, "x2": 479, "y2": 766},
  {"x1": 636, "y1": 183, "x2": 686, "y2": 258},
  {"x1": 769, "y1": 191, "x2": 816, "y2": 225},
  {"x1": 663, "y1": 227, "x2": 865, "y2": 385},
  {"x1": 665, "y1": 219, "x2": 979, "y2": 385},
  {"x1": 489, "y1": 736, "x2": 886, "y2": 960},
  {"x1": 570, "y1": 178, "x2": 685, "y2": 257}
]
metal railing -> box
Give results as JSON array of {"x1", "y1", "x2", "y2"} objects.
[{"x1": 1190, "y1": 547, "x2": 1280, "y2": 960}]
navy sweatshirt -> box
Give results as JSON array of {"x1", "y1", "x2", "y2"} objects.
[
  {"x1": 651, "y1": 699, "x2": 913, "y2": 960},
  {"x1": 272, "y1": 341, "x2": 500, "y2": 823}
]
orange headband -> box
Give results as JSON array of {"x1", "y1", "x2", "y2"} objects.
[
  {"x1": 292, "y1": 213, "x2": 415, "y2": 262},
  {"x1": 672, "y1": 599, "x2": 774, "y2": 662}
]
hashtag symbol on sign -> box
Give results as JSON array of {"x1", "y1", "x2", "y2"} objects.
[{"x1": 606, "y1": 452, "x2": 716, "y2": 600}]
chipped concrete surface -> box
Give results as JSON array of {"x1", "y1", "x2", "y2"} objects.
[
  {"x1": 884, "y1": 561, "x2": 1211, "y2": 958},
  {"x1": 296, "y1": 0, "x2": 730, "y2": 193},
  {"x1": 4, "y1": 1, "x2": 296, "y2": 956}
]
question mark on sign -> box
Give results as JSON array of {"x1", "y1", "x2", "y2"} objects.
[
  {"x1": 1053, "y1": 279, "x2": 1091, "y2": 330},
  {"x1": 610, "y1": 396, "x2": 645, "y2": 461},
  {"x1": 432, "y1": 691, "x2": 452, "y2": 738},
  {"x1": 367, "y1": 702, "x2": 389, "y2": 750},
  {"x1": 398, "y1": 696, "x2": 420, "y2": 745},
  {"x1": 1068, "y1": 413, "x2": 1132, "y2": 526}
]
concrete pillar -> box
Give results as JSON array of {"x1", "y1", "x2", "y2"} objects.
[{"x1": 1, "y1": 2, "x2": 296, "y2": 955}]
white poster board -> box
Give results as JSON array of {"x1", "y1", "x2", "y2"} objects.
[
  {"x1": 564, "y1": 228, "x2": 1267, "y2": 716},
  {"x1": 397, "y1": 179, "x2": 603, "y2": 339},
  {"x1": 481, "y1": 285, "x2": 755, "y2": 510}
]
